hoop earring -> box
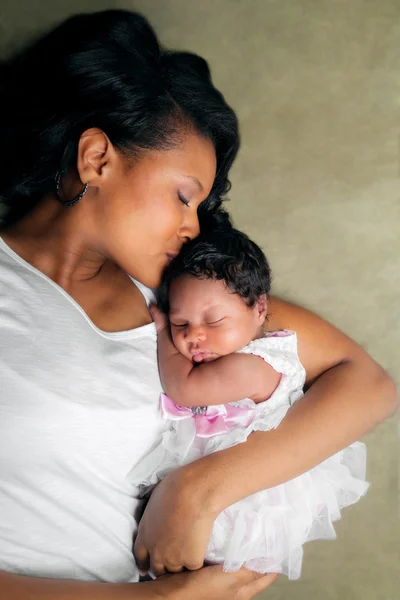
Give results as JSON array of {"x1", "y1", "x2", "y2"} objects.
[{"x1": 55, "y1": 172, "x2": 88, "y2": 207}]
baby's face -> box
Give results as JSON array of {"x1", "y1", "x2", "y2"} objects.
[{"x1": 168, "y1": 275, "x2": 266, "y2": 363}]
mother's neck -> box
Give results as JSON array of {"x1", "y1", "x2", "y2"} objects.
[{"x1": 1, "y1": 193, "x2": 108, "y2": 287}]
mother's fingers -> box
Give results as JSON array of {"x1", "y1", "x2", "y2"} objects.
[
  {"x1": 133, "y1": 536, "x2": 150, "y2": 574},
  {"x1": 165, "y1": 563, "x2": 185, "y2": 574},
  {"x1": 243, "y1": 572, "x2": 279, "y2": 596},
  {"x1": 234, "y1": 567, "x2": 277, "y2": 587},
  {"x1": 150, "y1": 558, "x2": 167, "y2": 578}
]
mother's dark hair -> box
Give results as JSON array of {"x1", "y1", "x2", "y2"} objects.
[{"x1": 0, "y1": 9, "x2": 239, "y2": 225}]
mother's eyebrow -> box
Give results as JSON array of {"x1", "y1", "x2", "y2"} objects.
[{"x1": 185, "y1": 175, "x2": 204, "y2": 192}]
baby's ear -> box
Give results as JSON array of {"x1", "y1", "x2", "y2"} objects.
[{"x1": 255, "y1": 294, "x2": 268, "y2": 322}]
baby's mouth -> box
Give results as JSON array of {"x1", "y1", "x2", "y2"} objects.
[{"x1": 191, "y1": 350, "x2": 216, "y2": 363}]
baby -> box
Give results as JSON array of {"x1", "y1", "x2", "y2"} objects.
[{"x1": 130, "y1": 224, "x2": 369, "y2": 579}]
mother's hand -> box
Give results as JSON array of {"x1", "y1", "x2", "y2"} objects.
[
  {"x1": 152, "y1": 566, "x2": 278, "y2": 600},
  {"x1": 134, "y1": 466, "x2": 216, "y2": 576}
]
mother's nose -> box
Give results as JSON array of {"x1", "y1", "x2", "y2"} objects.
[{"x1": 179, "y1": 210, "x2": 201, "y2": 242}]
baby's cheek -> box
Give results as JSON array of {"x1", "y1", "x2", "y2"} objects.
[
  {"x1": 173, "y1": 333, "x2": 190, "y2": 358},
  {"x1": 218, "y1": 327, "x2": 244, "y2": 352},
  {"x1": 226, "y1": 319, "x2": 255, "y2": 350}
]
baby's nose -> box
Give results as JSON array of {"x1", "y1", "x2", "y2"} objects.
[{"x1": 186, "y1": 325, "x2": 206, "y2": 342}]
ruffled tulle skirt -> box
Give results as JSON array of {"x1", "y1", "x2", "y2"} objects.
[
  {"x1": 130, "y1": 396, "x2": 369, "y2": 580},
  {"x1": 206, "y1": 442, "x2": 368, "y2": 579}
]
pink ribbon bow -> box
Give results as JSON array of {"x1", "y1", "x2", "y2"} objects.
[{"x1": 160, "y1": 393, "x2": 255, "y2": 438}]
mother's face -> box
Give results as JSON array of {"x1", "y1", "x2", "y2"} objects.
[{"x1": 94, "y1": 133, "x2": 217, "y2": 288}]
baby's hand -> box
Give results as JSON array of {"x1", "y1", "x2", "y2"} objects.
[{"x1": 149, "y1": 304, "x2": 169, "y2": 333}]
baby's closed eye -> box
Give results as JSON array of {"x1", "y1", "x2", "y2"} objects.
[{"x1": 207, "y1": 318, "x2": 225, "y2": 326}]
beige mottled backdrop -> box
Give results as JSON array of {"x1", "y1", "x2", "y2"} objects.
[{"x1": 1, "y1": 1, "x2": 399, "y2": 598}]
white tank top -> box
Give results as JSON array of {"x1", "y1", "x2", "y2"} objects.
[{"x1": 0, "y1": 236, "x2": 166, "y2": 582}]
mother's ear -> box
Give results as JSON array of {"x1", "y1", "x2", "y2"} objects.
[{"x1": 76, "y1": 128, "x2": 117, "y2": 186}]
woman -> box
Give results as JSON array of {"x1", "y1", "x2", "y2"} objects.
[{"x1": 0, "y1": 9, "x2": 397, "y2": 600}]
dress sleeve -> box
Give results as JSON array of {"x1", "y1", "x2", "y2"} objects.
[{"x1": 237, "y1": 331, "x2": 306, "y2": 431}]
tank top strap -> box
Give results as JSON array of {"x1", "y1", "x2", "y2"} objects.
[{"x1": 129, "y1": 277, "x2": 156, "y2": 307}]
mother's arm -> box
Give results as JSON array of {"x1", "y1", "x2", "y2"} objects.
[
  {"x1": 134, "y1": 297, "x2": 398, "y2": 575},
  {"x1": 0, "y1": 565, "x2": 277, "y2": 599},
  {"x1": 189, "y1": 296, "x2": 398, "y2": 508}
]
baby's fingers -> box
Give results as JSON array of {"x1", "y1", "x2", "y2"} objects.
[
  {"x1": 149, "y1": 304, "x2": 168, "y2": 332},
  {"x1": 148, "y1": 304, "x2": 158, "y2": 316}
]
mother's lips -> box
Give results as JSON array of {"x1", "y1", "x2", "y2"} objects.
[{"x1": 166, "y1": 251, "x2": 179, "y2": 262}]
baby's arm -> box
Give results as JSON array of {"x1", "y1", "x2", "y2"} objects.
[{"x1": 151, "y1": 307, "x2": 281, "y2": 407}]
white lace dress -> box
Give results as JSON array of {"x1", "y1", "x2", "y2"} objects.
[{"x1": 129, "y1": 331, "x2": 369, "y2": 579}]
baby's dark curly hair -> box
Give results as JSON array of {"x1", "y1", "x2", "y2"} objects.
[{"x1": 158, "y1": 222, "x2": 272, "y2": 313}]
